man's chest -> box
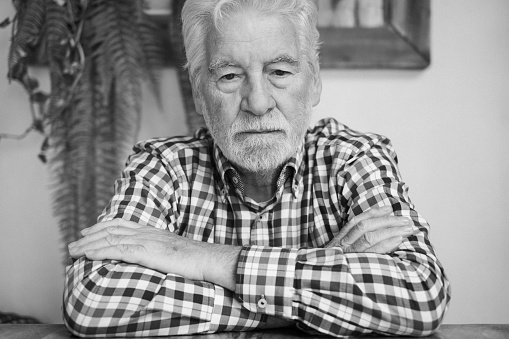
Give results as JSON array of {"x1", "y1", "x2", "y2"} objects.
[{"x1": 174, "y1": 178, "x2": 347, "y2": 248}]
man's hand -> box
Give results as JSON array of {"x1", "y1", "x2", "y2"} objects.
[
  {"x1": 326, "y1": 206, "x2": 418, "y2": 253},
  {"x1": 68, "y1": 219, "x2": 241, "y2": 290}
]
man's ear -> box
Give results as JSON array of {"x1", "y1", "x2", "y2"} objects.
[
  {"x1": 192, "y1": 89, "x2": 204, "y2": 116},
  {"x1": 311, "y1": 73, "x2": 322, "y2": 107},
  {"x1": 190, "y1": 76, "x2": 204, "y2": 116}
]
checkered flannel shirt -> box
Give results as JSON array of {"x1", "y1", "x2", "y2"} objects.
[{"x1": 63, "y1": 118, "x2": 450, "y2": 337}]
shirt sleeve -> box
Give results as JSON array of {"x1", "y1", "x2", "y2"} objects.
[
  {"x1": 62, "y1": 146, "x2": 266, "y2": 337},
  {"x1": 235, "y1": 137, "x2": 451, "y2": 338}
]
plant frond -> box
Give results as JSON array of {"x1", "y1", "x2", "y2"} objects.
[
  {"x1": 8, "y1": 0, "x2": 46, "y2": 91},
  {"x1": 48, "y1": 103, "x2": 79, "y2": 254},
  {"x1": 92, "y1": 74, "x2": 121, "y2": 213},
  {"x1": 70, "y1": 61, "x2": 98, "y2": 231},
  {"x1": 44, "y1": 0, "x2": 85, "y2": 123},
  {"x1": 9, "y1": 0, "x2": 168, "y2": 264},
  {"x1": 49, "y1": 59, "x2": 98, "y2": 260},
  {"x1": 45, "y1": 0, "x2": 71, "y2": 67},
  {"x1": 99, "y1": 0, "x2": 144, "y2": 160}
]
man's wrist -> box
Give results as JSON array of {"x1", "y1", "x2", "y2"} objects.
[{"x1": 202, "y1": 243, "x2": 242, "y2": 291}]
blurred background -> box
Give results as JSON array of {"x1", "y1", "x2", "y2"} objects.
[{"x1": 1, "y1": 0, "x2": 508, "y2": 324}]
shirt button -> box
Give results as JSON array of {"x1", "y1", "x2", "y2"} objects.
[
  {"x1": 232, "y1": 176, "x2": 239, "y2": 185},
  {"x1": 257, "y1": 296, "x2": 267, "y2": 309},
  {"x1": 293, "y1": 184, "x2": 299, "y2": 192}
]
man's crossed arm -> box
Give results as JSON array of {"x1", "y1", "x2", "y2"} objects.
[
  {"x1": 64, "y1": 207, "x2": 444, "y2": 338},
  {"x1": 68, "y1": 207, "x2": 413, "y2": 290}
]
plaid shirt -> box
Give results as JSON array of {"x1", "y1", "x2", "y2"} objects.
[{"x1": 63, "y1": 118, "x2": 450, "y2": 337}]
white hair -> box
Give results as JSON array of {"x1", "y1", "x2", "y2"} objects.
[{"x1": 181, "y1": 0, "x2": 320, "y2": 92}]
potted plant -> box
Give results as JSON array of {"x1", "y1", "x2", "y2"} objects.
[{"x1": 2, "y1": 0, "x2": 199, "y2": 262}]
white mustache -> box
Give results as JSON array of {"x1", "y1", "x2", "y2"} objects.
[{"x1": 230, "y1": 111, "x2": 288, "y2": 134}]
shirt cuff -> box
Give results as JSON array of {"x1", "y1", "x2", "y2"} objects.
[
  {"x1": 208, "y1": 285, "x2": 264, "y2": 333},
  {"x1": 235, "y1": 245, "x2": 297, "y2": 318}
]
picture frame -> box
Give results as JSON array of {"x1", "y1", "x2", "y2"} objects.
[
  {"x1": 149, "y1": 0, "x2": 430, "y2": 70},
  {"x1": 317, "y1": 0, "x2": 431, "y2": 69}
]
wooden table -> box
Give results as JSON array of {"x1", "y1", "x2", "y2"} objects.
[{"x1": 0, "y1": 324, "x2": 508, "y2": 339}]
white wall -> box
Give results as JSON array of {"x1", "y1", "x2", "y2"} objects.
[{"x1": 1, "y1": 0, "x2": 508, "y2": 325}]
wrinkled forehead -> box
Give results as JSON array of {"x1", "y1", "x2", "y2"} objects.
[
  {"x1": 214, "y1": 9, "x2": 295, "y2": 39},
  {"x1": 204, "y1": 10, "x2": 302, "y2": 66}
]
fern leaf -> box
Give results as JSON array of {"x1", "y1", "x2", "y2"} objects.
[
  {"x1": 8, "y1": 0, "x2": 46, "y2": 91},
  {"x1": 44, "y1": 0, "x2": 74, "y2": 120},
  {"x1": 48, "y1": 103, "x2": 79, "y2": 253},
  {"x1": 100, "y1": 0, "x2": 144, "y2": 164},
  {"x1": 49, "y1": 58, "x2": 97, "y2": 258},
  {"x1": 92, "y1": 76, "x2": 120, "y2": 214},
  {"x1": 9, "y1": 0, "x2": 168, "y2": 263}
]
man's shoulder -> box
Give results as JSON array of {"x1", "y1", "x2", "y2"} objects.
[
  {"x1": 132, "y1": 127, "x2": 213, "y2": 162},
  {"x1": 307, "y1": 118, "x2": 394, "y2": 158}
]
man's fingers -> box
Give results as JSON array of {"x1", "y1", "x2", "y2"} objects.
[
  {"x1": 346, "y1": 225, "x2": 415, "y2": 253},
  {"x1": 69, "y1": 225, "x2": 137, "y2": 252},
  {"x1": 363, "y1": 236, "x2": 403, "y2": 254},
  {"x1": 69, "y1": 234, "x2": 124, "y2": 258},
  {"x1": 85, "y1": 244, "x2": 145, "y2": 262},
  {"x1": 341, "y1": 216, "x2": 411, "y2": 247},
  {"x1": 338, "y1": 206, "x2": 393, "y2": 239},
  {"x1": 70, "y1": 233, "x2": 149, "y2": 258},
  {"x1": 81, "y1": 218, "x2": 141, "y2": 236}
]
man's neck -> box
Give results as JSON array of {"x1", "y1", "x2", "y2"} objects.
[{"x1": 237, "y1": 167, "x2": 281, "y2": 203}]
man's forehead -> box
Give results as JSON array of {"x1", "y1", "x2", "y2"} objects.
[
  {"x1": 213, "y1": 8, "x2": 295, "y2": 41},
  {"x1": 205, "y1": 12, "x2": 302, "y2": 70}
]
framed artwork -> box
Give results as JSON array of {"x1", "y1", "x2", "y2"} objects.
[
  {"x1": 147, "y1": 0, "x2": 431, "y2": 70},
  {"x1": 316, "y1": 0, "x2": 431, "y2": 69}
]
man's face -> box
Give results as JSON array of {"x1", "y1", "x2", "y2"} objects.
[{"x1": 195, "y1": 9, "x2": 321, "y2": 173}]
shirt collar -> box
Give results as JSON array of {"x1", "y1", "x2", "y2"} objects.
[
  {"x1": 211, "y1": 140, "x2": 305, "y2": 199},
  {"x1": 212, "y1": 142, "x2": 236, "y2": 183}
]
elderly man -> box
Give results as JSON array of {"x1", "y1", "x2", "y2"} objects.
[{"x1": 64, "y1": 0, "x2": 450, "y2": 337}]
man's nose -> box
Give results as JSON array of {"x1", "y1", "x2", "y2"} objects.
[{"x1": 240, "y1": 76, "x2": 275, "y2": 116}]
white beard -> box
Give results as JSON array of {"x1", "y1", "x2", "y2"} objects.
[{"x1": 202, "y1": 105, "x2": 310, "y2": 173}]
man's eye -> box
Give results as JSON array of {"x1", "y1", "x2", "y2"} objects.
[
  {"x1": 221, "y1": 73, "x2": 237, "y2": 81},
  {"x1": 272, "y1": 69, "x2": 290, "y2": 77}
]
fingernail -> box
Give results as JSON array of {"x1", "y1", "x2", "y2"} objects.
[
  {"x1": 400, "y1": 218, "x2": 411, "y2": 225},
  {"x1": 81, "y1": 228, "x2": 89, "y2": 235},
  {"x1": 403, "y1": 226, "x2": 414, "y2": 233},
  {"x1": 381, "y1": 205, "x2": 392, "y2": 212}
]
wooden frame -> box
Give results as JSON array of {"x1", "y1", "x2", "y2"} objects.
[
  {"x1": 318, "y1": 0, "x2": 430, "y2": 69},
  {"x1": 149, "y1": 0, "x2": 430, "y2": 70}
]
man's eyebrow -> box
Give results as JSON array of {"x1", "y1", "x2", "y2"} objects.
[
  {"x1": 208, "y1": 60, "x2": 239, "y2": 75},
  {"x1": 208, "y1": 55, "x2": 300, "y2": 74},
  {"x1": 266, "y1": 55, "x2": 300, "y2": 69}
]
